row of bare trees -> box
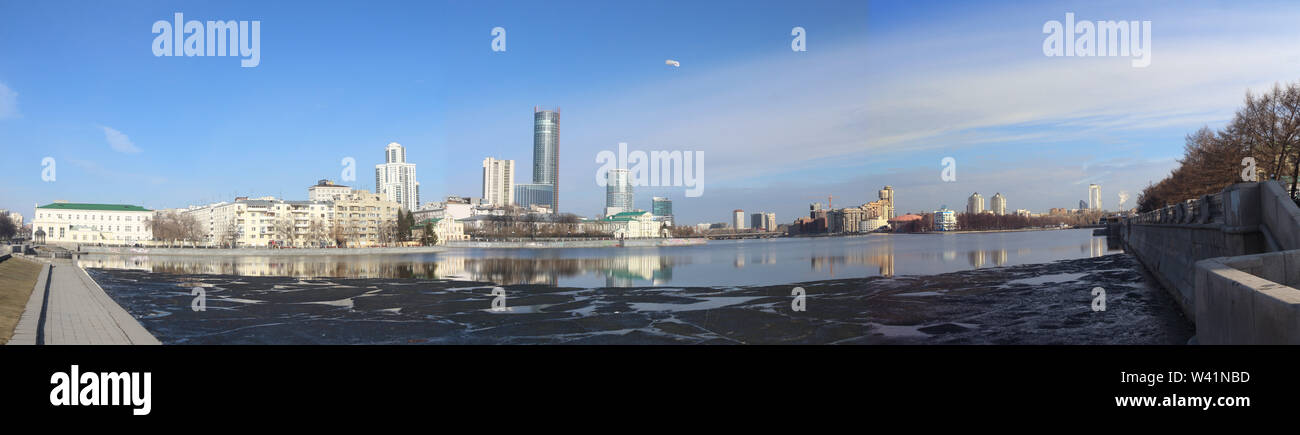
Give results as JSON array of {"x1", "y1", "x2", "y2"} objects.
[
  {"x1": 467, "y1": 210, "x2": 612, "y2": 239},
  {"x1": 145, "y1": 211, "x2": 205, "y2": 244},
  {"x1": 1139, "y1": 80, "x2": 1300, "y2": 212},
  {"x1": 0, "y1": 211, "x2": 18, "y2": 242},
  {"x1": 955, "y1": 211, "x2": 1105, "y2": 231}
]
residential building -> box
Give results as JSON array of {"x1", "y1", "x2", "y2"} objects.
[
  {"x1": 991, "y1": 192, "x2": 1007, "y2": 215},
  {"x1": 732, "y1": 209, "x2": 746, "y2": 230},
  {"x1": 879, "y1": 186, "x2": 895, "y2": 218},
  {"x1": 482, "y1": 157, "x2": 515, "y2": 207},
  {"x1": 375, "y1": 142, "x2": 420, "y2": 211},
  {"x1": 332, "y1": 189, "x2": 402, "y2": 247},
  {"x1": 533, "y1": 106, "x2": 560, "y2": 212},
  {"x1": 308, "y1": 179, "x2": 351, "y2": 202},
  {"x1": 188, "y1": 197, "x2": 334, "y2": 248},
  {"x1": 861, "y1": 217, "x2": 889, "y2": 232},
  {"x1": 32, "y1": 201, "x2": 153, "y2": 244},
  {"x1": 967, "y1": 192, "x2": 985, "y2": 214}
]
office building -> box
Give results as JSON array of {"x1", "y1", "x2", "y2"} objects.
[
  {"x1": 533, "y1": 106, "x2": 560, "y2": 212},
  {"x1": 1089, "y1": 184, "x2": 1102, "y2": 211},
  {"x1": 515, "y1": 184, "x2": 554, "y2": 213},
  {"x1": 605, "y1": 168, "x2": 633, "y2": 217}
]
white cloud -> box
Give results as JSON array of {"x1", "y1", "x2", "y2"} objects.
[
  {"x1": 561, "y1": 10, "x2": 1300, "y2": 187},
  {"x1": 101, "y1": 126, "x2": 142, "y2": 153},
  {"x1": 0, "y1": 82, "x2": 17, "y2": 119}
]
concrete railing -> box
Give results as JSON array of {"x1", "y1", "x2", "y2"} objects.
[
  {"x1": 1123, "y1": 180, "x2": 1300, "y2": 343},
  {"x1": 1195, "y1": 252, "x2": 1300, "y2": 344}
]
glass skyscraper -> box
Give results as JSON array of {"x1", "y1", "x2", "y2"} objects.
[
  {"x1": 605, "y1": 168, "x2": 633, "y2": 216},
  {"x1": 533, "y1": 107, "x2": 560, "y2": 212}
]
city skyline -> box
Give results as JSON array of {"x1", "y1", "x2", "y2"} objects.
[{"x1": 4, "y1": 1, "x2": 1300, "y2": 225}]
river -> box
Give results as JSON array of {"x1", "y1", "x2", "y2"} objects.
[{"x1": 77, "y1": 229, "x2": 1120, "y2": 287}]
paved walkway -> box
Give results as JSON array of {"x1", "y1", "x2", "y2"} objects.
[{"x1": 8, "y1": 258, "x2": 159, "y2": 345}]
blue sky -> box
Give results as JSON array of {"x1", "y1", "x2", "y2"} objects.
[{"x1": 2, "y1": 0, "x2": 1300, "y2": 225}]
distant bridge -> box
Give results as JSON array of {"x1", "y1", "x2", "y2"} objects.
[{"x1": 705, "y1": 231, "x2": 782, "y2": 240}]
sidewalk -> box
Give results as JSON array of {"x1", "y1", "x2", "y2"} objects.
[{"x1": 8, "y1": 258, "x2": 160, "y2": 345}]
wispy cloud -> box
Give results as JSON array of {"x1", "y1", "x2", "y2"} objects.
[
  {"x1": 0, "y1": 82, "x2": 17, "y2": 119},
  {"x1": 100, "y1": 125, "x2": 142, "y2": 153},
  {"x1": 69, "y1": 158, "x2": 166, "y2": 184}
]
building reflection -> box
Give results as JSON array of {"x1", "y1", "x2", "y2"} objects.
[
  {"x1": 966, "y1": 249, "x2": 1009, "y2": 268},
  {"x1": 78, "y1": 254, "x2": 680, "y2": 288},
  {"x1": 1082, "y1": 237, "x2": 1121, "y2": 257},
  {"x1": 808, "y1": 243, "x2": 895, "y2": 278}
]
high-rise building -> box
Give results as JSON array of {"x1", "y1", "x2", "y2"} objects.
[
  {"x1": 991, "y1": 193, "x2": 1006, "y2": 215},
  {"x1": 732, "y1": 209, "x2": 746, "y2": 230},
  {"x1": 375, "y1": 142, "x2": 420, "y2": 211},
  {"x1": 1089, "y1": 184, "x2": 1102, "y2": 211},
  {"x1": 879, "y1": 186, "x2": 895, "y2": 218},
  {"x1": 482, "y1": 157, "x2": 515, "y2": 207},
  {"x1": 1079, "y1": 199, "x2": 1088, "y2": 210},
  {"x1": 967, "y1": 192, "x2": 984, "y2": 214},
  {"x1": 751, "y1": 212, "x2": 776, "y2": 231},
  {"x1": 533, "y1": 107, "x2": 560, "y2": 212},
  {"x1": 604, "y1": 168, "x2": 633, "y2": 217}
]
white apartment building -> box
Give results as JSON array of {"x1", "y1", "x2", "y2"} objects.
[
  {"x1": 375, "y1": 142, "x2": 420, "y2": 211},
  {"x1": 308, "y1": 179, "x2": 352, "y2": 202},
  {"x1": 32, "y1": 202, "x2": 153, "y2": 244},
  {"x1": 732, "y1": 209, "x2": 746, "y2": 230},
  {"x1": 185, "y1": 197, "x2": 334, "y2": 248},
  {"x1": 482, "y1": 157, "x2": 515, "y2": 207}
]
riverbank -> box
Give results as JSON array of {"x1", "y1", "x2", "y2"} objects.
[
  {"x1": 78, "y1": 245, "x2": 447, "y2": 257},
  {"x1": 89, "y1": 252, "x2": 1190, "y2": 344}
]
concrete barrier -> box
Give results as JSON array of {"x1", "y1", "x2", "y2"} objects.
[
  {"x1": 1195, "y1": 252, "x2": 1300, "y2": 344},
  {"x1": 1124, "y1": 181, "x2": 1300, "y2": 343}
]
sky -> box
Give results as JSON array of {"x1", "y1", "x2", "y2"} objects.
[{"x1": 2, "y1": 0, "x2": 1300, "y2": 226}]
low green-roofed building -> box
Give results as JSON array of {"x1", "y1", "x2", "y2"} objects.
[
  {"x1": 37, "y1": 203, "x2": 152, "y2": 212},
  {"x1": 32, "y1": 201, "x2": 154, "y2": 245}
]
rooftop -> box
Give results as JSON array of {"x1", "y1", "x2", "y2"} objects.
[{"x1": 37, "y1": 203, "x2": 151, "y2": 212}]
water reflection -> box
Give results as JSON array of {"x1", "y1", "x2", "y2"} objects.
[{"x1": 78, "y1": 230, "x2": 1124, "y2": 288}]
